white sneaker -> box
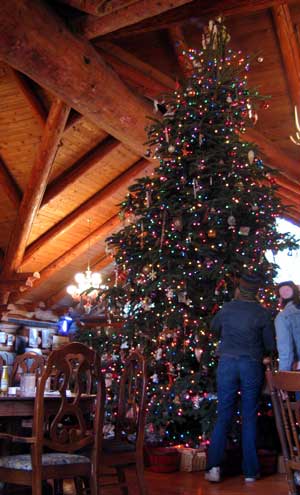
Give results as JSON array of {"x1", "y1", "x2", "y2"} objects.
[
  {"x1": 245, "y1": 475, "x2": 260, "y2": 482},
  {"x1": 205, "y1": 467, "x2": 221, "y2": 482}
]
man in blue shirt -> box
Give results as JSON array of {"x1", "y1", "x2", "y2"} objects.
[
  {"x1": 205, "y1": 273, "x2": 275, "y2": 483},
  {"x1": 275, "y1": 281, "x2": 300, "y2": 371}
]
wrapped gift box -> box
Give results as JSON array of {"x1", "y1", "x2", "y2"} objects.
[{"x1": 177, "y1": 448, "x2": 206, "y2": 472}]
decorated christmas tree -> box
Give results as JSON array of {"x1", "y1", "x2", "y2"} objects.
[{"x1": 77, "y1": 18, "x2": 297, "y2": 446}]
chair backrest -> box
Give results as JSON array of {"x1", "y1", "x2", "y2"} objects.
[
  {"x1": 33, "y1": 342, "x2": 105, "y2": 457},
  {"x1": 10, "y1": 352, "x2": 45, "y2": 385},
  {"x1": 266, "y1": 368, "x2": 300, "y2": 493},
  {"x1": 115, "y1": 350, "x2": 147, "y2": 450}
]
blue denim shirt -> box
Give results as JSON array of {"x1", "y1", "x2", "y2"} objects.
[
  {"x1": 211, "y1": 299, "x2": 275, "y2": 361},
  {"x1": 275, "y1": 301, "x2": 300, "y2": 371}
]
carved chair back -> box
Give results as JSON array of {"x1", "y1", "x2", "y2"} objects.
[
  {"x1": 34, "y1": 342, "x2": 104, "y2": 455},
  {"x1": 266, "y1": 368, "x2": 300, "y2": 495},
  {"x1": 10, "y1": 352, "x2": 45, "y2": 386},
  {"x1": 115, "y1": 350, "x2": 147, "y2": 449}
]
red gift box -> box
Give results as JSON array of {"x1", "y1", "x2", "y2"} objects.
[{"x1": 147, "y1": 447, "x2": 180, "y2": 473}]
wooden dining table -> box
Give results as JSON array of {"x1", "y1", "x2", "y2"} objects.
[{"x1": 0, "y1": 393, "x2": 96, "y2": 418}]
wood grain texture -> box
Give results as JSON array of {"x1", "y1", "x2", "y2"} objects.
[
  {"x1": 75, "y1": 0, "x2": 193, "y2": 39},
  {"x1": 2, "y1": 99, "x2": 70, "y2": 276},
  {"x1": 0, "y1": 0, "x2": 153, "y2": 157}
]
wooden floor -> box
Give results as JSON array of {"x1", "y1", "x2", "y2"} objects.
[
  {"x1": 98, "y1": 470, "x2": 290, "y2": 495},
  {"x1": 2, "y1": 470, "x2": 291, "y2": 494}
]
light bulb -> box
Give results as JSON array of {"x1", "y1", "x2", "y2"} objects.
[
  {"x1": 91, "y1": 272, "x2": 102, "y2": 287},
  {"x1": 67, "y1": 285, "x2": 77, "y2": 296},
  {"x1": 74, "y1": 272, "x2": 85, "y2": 284}
]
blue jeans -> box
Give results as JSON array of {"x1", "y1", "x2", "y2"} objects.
[{"x1": 207, "y1": 356, "x2": 264, "y2": 477}]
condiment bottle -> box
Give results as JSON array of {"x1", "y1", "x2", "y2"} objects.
[{"x1": 1, "y1": 365, "x2": 9, "y2": 394}]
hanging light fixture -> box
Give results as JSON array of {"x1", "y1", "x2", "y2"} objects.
[
  {"x1": 289, "y1": 105, "x2": 300, "y2": 145},
  {"x1": 66, "y1": 219, "x2": 107, "y2": 312}
]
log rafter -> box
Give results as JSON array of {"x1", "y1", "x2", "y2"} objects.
[
  {"x1": 74, "y1": 0, "x2": 193, "y2": 39},
  {"x1": 168, "y1": 25, "x2": 193, "y2": 78},
  {"x1": 57, "y1": 0, "x2": 139, "y2": 16},
  {"x1": 32, "y1": 215, "x2": 120, "y2": 290},
  {"x1": 272, "y1": 3, "x2": 300, "y2": 109},
  {"x1": 101, "y1": 0, "x2": 295, "y2": 39},
  {"x1": 98, "y1": 43, "x2": 175, "y2": 99},
  {"x1": 1, "y1": 0, "x2": 300, "y2": 303},
  {"x1": 41, "y1": 135, "x2": 120, "y2": 208},
  {"x1": 1, "y1": 99, "x2": 71, "y2": 278},
  {"x1": 0, "y1": 155, "x2": 22, "y2": 207},
  {"x1": 0, "y1": 0, "x2": 153, "y2": 157},
  {"x1": 22, "y1": 157, "x2": 153, "y2": 266}
]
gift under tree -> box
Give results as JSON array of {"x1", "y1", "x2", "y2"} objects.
[{"x1": 78, "y1": 18, "x2": 297, "y2": 446}]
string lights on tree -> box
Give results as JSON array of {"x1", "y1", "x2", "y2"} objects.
[{"x1": 78, "y1": 18, "x2": 297, "y2": 445}]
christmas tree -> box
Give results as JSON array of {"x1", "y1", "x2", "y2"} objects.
[{"x1": 77, "y1": 18, "x2": 297, "y2": 446}]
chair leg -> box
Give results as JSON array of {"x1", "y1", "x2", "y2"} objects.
[
  {"x1": 116, "y1": 466, "x2": 129, "y2": 495},
  {"x1": 32, "y1": 477, "x2": 42, "y2": 495},
  {"x1": 136, "y1": 460, "x2": 148, "y2": 495},
  {"x1": 286, "y1": 467, "x2": 298, "y2": 495}
]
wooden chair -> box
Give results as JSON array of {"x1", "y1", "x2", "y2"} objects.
[
  {"x1": 101, "y1": 349, "x2": 148, "y2": 495},
  {"x1": 266, "y1": 367, "x2": 300, "y2": 495},
  {"x1": 10, "y1": 352, "x2": 45, "y2": 386},
  {"x1": 0, "y1": 342, "x2": 105, "y2": 495}
]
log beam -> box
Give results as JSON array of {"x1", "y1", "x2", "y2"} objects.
[
  {"x1": 57, "y1": 0, "x2": 139, "y2": 16},
  {"x1": 277, "y1": 187, "x2": 300, "y2": 207},
  {"x1": 275, "y1": 175, "x2": 300, "y2": 195},
  {"x1": 1, "y1": 99, "x2": 70, "y2": 277},
  {"x1": 243, "y1": 128, "x2": 300, "y2": 183},
  {"x1": 74, "y1": 0, "x2": 193, "y2": 39},
  {"x1": 22, "y1": 157, "x2": 153, "y2": 265},
  {"x1": 0, "y1": 156, "x2": 22, "y2": 207},
  {"x1": 272, "y1": 3, "x2": 300, "y2": 108},
  {"x1": 41, "y1": 135, "x2": 120, "y2": 208},
  {"x1": 102, "y1": 0, "x2": 294, "y2": 39},
  {"x1": 168, "y1": 25, "x2": 193, "y2": 78},
  {"x1": 0, "y1": 0, "x2": 153, "y2": 157},
  {"x1": 11, "y1": 69, "x2": 47, "y2": 127},
  {"x1": 98, "y1": 48, "x2": 174, "y2": 98},
  {"x1": 33, "y1": 216, "x2": 120, "y2": 289}
]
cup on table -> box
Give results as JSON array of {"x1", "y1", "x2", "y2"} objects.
[
  {"x1": 20, "y1": 373, "x2": 36, "y2": 397},
  {"x1": 8, "y1": 387, "x2": 17, "y2": 396}
]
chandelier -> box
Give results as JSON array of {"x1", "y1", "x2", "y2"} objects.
[
  {"x1": 290, "y1": 106, "x2": 300, "y2": 145},
  {"x1": 66, "y1": 219, "x2": 107, "y2": 312}
]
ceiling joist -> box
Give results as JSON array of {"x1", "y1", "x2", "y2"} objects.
[
  {"x1": 22, "y1": 157, "x2": 152, "y2": 266},
  {"x1": 1, "y1": 99, "x2": 70, "y2": 277},
  {"x1": 74, "y1": 0, "x2": 193, "y2": 39},
  {"x1": 272, "y1": 3, "x2": 300, "y2": 108},
  {"x1": 102, "y1": 0, "x2": 293, "y2": 39},
  {"x1": 41, "y1": 135, "x2": 120, "y2": 208},
  {"x1": 32, "y1": 215, "x2": 120, "y2": 289}
]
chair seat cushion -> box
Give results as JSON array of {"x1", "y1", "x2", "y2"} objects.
[
  {"x1": 102, "y1": 438, "x2": 136, "y2": 454},
  {"x1": 0, "y1": 453, "x2": 90, "y2": 471}
]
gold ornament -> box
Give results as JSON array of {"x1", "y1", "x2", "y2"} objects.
[{"x1": 207, "y1": 229, "x2": 217, "y2": 238}]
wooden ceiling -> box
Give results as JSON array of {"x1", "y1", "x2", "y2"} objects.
[{"x1": 0, "y1": 0, "x2": 300, "y2": 310}]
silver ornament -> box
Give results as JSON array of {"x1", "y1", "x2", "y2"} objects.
[
  {"x1": 248, "y1": 149, "x2": 255, "y2": 165},
  {"x1": 227, "y1": 215, "x2": 236, "y2": 226}
]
